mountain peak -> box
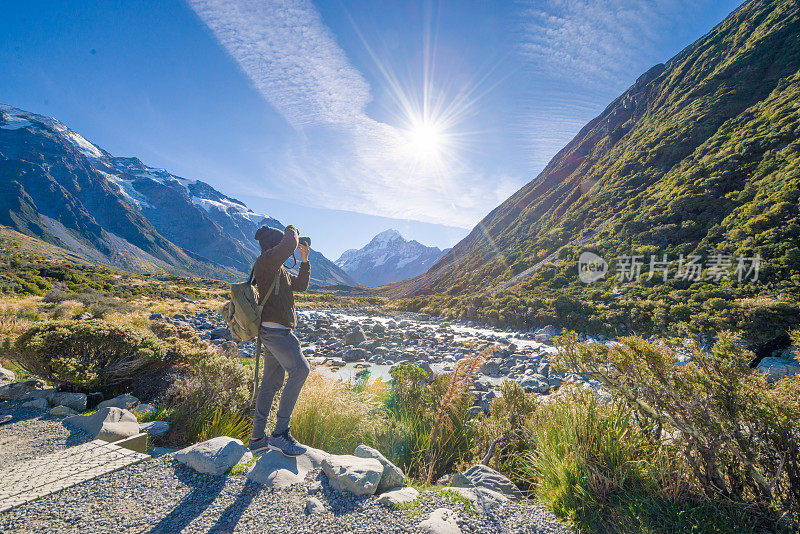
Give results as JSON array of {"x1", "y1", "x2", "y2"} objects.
[
  {"x1": 371, "y1": 229, "x2": 404, "y2": 243},
  {"x1": 336, "y1": 229, "x2": 445, "y2": 286}
]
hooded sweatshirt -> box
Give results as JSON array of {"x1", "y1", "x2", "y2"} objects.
[{"x1": 252, "y1": 225, "x2": 310, "y2": 329}]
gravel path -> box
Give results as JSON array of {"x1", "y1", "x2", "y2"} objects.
[
  {"x1": 0, "y1": 410, "x2": 573, "y2": 534},
  {"x1": 0, "y1": 452, "x2": 572, "y2": 534},
  {"x1": 0, "y1": 401, "x2": 90, "y2": 468}
]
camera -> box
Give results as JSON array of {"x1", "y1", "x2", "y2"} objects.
[{"x1": 299, "y1": 236, "x2": 311, "y2": 247}]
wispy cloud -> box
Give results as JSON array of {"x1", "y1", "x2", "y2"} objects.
[
  {"x1": 187, "y1": 0, "x2": 517, "y2": 228},
  {"x1": 188, "y1": 0, "x2": 371, "y2": 128},
  {"x1": 515, "y1": 0, "x2": 729, "y2": 170}
]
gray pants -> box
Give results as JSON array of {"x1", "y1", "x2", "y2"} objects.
[{"x1": 251, "y1": 326, "x2": 310, "y2": 439}]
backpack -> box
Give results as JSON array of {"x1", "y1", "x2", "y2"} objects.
[
  {"x1": 222, "y1": 264, "x2": 279, "y2": 342},
  {"x1": 222, "y1": 263, "x2": 280, "y2": 401}
]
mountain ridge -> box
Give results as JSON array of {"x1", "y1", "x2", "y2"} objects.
[
  {"x1": 0, "y1": 103, "x2": 355, "y2": 285},
  {"x1": 335, "y1": 229, "x2": 447, "y2": 287},
  {"x1": 386, "y1": 0, "x2": 800, "y2": 346}
]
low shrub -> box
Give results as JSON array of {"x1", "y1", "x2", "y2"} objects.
[
  {"x1": 163, "y1": 350, "x2": 251, "y2": 445},
  {"x1": 554, "y1": 330, "x2": 800, "y2": 526},
  {"x1": 11, "y1": 320, "x2": 177, "y2": 391}
]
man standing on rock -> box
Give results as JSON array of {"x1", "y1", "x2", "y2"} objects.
[{"x1": 249, "y1": 224, "x2": 311, "y2": 456}]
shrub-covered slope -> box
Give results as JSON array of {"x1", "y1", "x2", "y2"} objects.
[{"x1": 389, "y1": 0, "x2": 800, "y2": 345}]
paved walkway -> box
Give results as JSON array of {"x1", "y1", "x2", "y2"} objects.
[{"x1": 0, "y1": 439, "x2": 149, "y2": 513}]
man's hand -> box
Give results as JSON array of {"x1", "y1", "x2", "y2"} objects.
[{"x1": 297, "y1": 242, "x2": 310, "y2": 262}]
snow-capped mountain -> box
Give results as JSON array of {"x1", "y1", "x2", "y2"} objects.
[
  {"x1": 335, "y1": 229, "x2": 447, "y2": 286},
  {"x1": 0, "y1": 102, "x2": 355, "y2": 285}
]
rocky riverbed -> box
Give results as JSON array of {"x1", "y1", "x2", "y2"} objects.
[{"x1": 158, "y1": 306, "x2": 615, "y2": 411}]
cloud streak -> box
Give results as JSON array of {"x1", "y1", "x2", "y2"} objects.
[
  {"x1": 188, "y1": 0, "x2": 518, "y2": 228},
  {"x1": 515, "y1": 0, "x2": 730, "y2": 170}
]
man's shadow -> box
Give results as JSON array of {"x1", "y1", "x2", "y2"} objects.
[
  {"x1": 147, "y1": 462, "x2": 227, "y2": 534},
  {"x1": 206, "y1": 479, "x2": 261, "y2": 534}
]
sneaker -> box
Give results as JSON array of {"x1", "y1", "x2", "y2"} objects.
[
  {"x1": 248, "y1": 436, "x2": 270, "y2": 453},
  {"x1": 268, "y1": 429, "x2": 307, "y2": 457}
]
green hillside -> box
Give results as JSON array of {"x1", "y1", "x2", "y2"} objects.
[{"x1": 389, "y1": 0, "x2": 800, "y2": 347}]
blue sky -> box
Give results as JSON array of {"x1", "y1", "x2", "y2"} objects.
[{"x1": 1, "y1": 0, "x2": 742, "y2": 259}]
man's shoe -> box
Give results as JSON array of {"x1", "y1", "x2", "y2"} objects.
[
  {"x1": 268, "y1": 430, "x2": 307, "y2": 457},
  {"x1": 248, "y1": 436, "x2": 270, "y2": 453}
]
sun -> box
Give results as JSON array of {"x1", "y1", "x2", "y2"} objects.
[{"x1": 403, "y1": 118, "x2": 446, "y2": 162}]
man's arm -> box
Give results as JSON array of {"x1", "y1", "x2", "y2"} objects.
[
  {"x1": 261, "y1": 226, "x2": 299, "y2": 273},
  {"x1": 290, "y1": 261, "x2": 310, "y2": 292},
  {"x1": 290, "y1": 241, "x2": 311, "y2": 292}
]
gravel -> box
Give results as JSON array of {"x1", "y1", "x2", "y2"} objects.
[
  {"x1": 0, "y1": 401, "x2": 91, "y2": 468},
  {"x1": 0, "y1": 448, "x2": 573, "y2": 533}
]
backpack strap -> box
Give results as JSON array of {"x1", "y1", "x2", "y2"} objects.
[{"x1": 257, "y1": 270, "x2": 281, "y2": 309}]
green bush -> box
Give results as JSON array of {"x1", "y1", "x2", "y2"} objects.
[
  {"x1": 11, "y1": 320, "x2": 175, "y2": 391},
  {"x1": 554, "y1": 331, "x2": 800, "y2": 522}
]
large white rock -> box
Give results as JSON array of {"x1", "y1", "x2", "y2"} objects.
[
  {"x1": 140, "y1": 421, "x2": 170, "y2": 438},
  {"x1": 0, "y1": 365, "x2": 15, "y2": 383},
  {"x1": 132, "y1": 403, "x2": 156, "y2": 418},
  {"x1": 246, "y1": 447, "x2": 329, "y2": 489},
  {"x1": 321, "y1": 454, "x2": 384, "y2": 496},
  {"x1": 50, "y1": 405, "x2": 79, "y2": 416},
  {"x1": 354, "y1": 444, "x2": 405, "y2": 493},
  {"x1": 52, "y1": 392, "x2": 87, "y2": 412},
  {"x1": 64, "y1": 407, "x2": 140, "y2": 442},
  {"x1": 757, "y1": 353, "x2": 800, "y2": 383},
  {"x1": 175, "y1": 436, "x2": 252, "y2": 475},
  {"x1": 418, "y1": 508, "x2": 461, "y2": 534},
  {"x1": 451, "y1": 464, "x2": 521, "y2": 498},
  {"x1": 22, "y1": 398, "x2": 48, "y2": 410},
  {"x1": 304, "y1": 497, "x2": 325, "y2": 515},
  {"x1": 97, "y1": 393, "x2": 139, "y2": 410},
  {"x1": 376, "y1": 486, "x2": 419, "y2": 506}
]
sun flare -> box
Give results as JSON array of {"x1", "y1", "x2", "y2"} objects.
[{"x1": 403, "y1": 118, "x2": 447, "y2": 163}]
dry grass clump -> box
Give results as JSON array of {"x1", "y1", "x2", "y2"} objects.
[{"x1": 289, "y1": 370, "x2": 393, "y2": 454}]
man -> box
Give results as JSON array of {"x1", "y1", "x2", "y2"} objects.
[{"x1": 248, "y1": 224, "x2": 311, "y2": 456}]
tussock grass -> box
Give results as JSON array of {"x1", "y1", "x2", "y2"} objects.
[{"x1": 289, "y1": 370, "x2": 394, "y2": 455}]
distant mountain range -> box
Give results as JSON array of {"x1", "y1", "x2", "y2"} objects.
[
  {"x1": 0, "y1": 103, "x2": 355, "y2": 285},
  {"x1": 335, "y1": 229, "x2": 447, "y2": 286}
]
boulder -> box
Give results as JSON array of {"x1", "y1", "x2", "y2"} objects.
[
  {"x1": 376, "y1": 486, "x2": 419, "y2": 506},
  {"x1": 757, "y1": 353, "x2": 800, "y2": 383},
  {"x1": 0, "y1": 365, "x2": 15, "y2": 383},
  {"x1": 304, "y1": 497, "x2": 325, "y2": 515},
  {"x1": 354, "y1": 444, "x2": 405, "y2": 493},
  {"x1": 246, "y1": 447, "x2": 329, "y2": 488},
  {"x1": 97, "y1": 393, "x2": 139, "y2": 410},
  {"x1": 22, "y1": 398, "x2": 48, "y2": 410},
  {"x1": 446, "y1": 486, "x2": 508, "y2": 513},
  {"x1": 371, "y1": 323, "x2": 387, "y2": 334},
  {"x1": 19, "y1": 387, "x2": 58, "y2": 404},
  {"x1": 451, "y1": 464, "x2": 521, "y2": 498},
  {"x1": 518, "y1": 374, "x2": 549, "y2": 394},
  {"x1": 321, "y1": 454, "x2": 384, "y2": 496},
  {"x1": 50, "y1": 405, "x2": 79, "y2": 416},
  {"x1": 52, "y1": 392, "x2": 87, "y2": 412},
  {"x1": 175, "y1": 436, "x2": 252, "y2": 475},
  {"x1": 210, "y1": 327, "x2": 232, "y2": 340},
  {"x1": 140, "y1": 421, "x2": 171, "y2": 438},
  {"x1": 64, "y1": 407, "x2": 140, "y2": 442},
  {"x1": 342, "y1": 347, "x2": 368, "y2": 362},
  {"x1": 132, "y1": 403, "x2": 156, "y2": 419},
  {"x1": 344, "y1": 328, "x2": 367, "y2": 346},
  {"x1": 482, "y1": 359, "x2": 503, "y2": 378},
  {"x1": 418, "y1": 508, "x2": 461, "y2": 534}
]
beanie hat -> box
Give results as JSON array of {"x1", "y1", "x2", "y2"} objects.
[{"x1": 255, "y1": 226, "x2": 283, "y2": 252}]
